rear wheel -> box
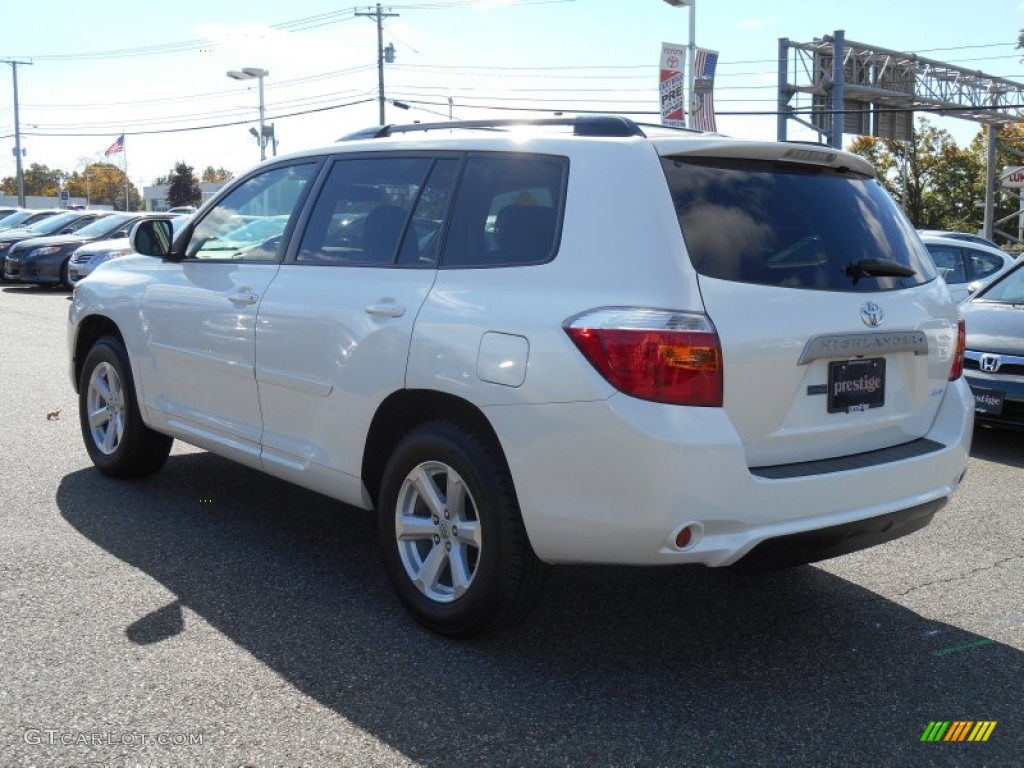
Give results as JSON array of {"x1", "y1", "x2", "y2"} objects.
[
  {"x1": 78, "y1": 336, "x2": 173, "y2": 477},
  {"x1": 378, "y1": 421, "x2": 546, "y2": 637}
]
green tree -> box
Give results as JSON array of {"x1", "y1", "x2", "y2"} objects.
[
  {"x1": 971, "y1": 122, "x2": 1024, "y2": 242},
  {"x1": 66, "y1": 163, "x2": 141, "y2": 210},
  {"x1": 0, "y1": 163, "x2": 63, "y2": 197},
  {"x1": 166, "y1": 162, "x2": 202, "y2": 207},
  {"x1": 1, "y1": 162, "x2": 139, "y2": 209},
  {"x1": 847, "y1": 117, "x2": 982, "y2": 230},
  {"x1": 200, "y1": 165, "x2": 234, "y2": 183}
]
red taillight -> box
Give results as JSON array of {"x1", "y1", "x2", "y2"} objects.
[
  {"x1": 565, "y1": 309, "x2": 723, "y2": 406},
  {"x1": 949, "y1": 316, "x2": 966, "y2": 381}
]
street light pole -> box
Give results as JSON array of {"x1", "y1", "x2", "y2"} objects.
[
  {"x1": 227, "y1": 67, "x2": 270, "y2": 161},
  {"x1": 257, "y1": 75, "x2": 266, "y2": 161}
]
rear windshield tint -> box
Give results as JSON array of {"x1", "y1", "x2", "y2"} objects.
[{"x1": 662, "y1": 157, "x2": 936, "y2": 292}]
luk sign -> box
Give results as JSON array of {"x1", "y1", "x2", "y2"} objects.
[{"x1": 1002, "y1": 166, "x2": 1024, "y2": 188}]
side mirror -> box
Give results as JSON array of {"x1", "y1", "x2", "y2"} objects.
[{"x1": 130, "y1": 219, "x2": 175, "y2": 259}]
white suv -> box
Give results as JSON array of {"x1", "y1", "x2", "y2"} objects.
[{"x1": 69, "y1": 116, "x2": 973, "y2": 636}]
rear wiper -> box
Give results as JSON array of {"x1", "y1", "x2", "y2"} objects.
[{"x1": 844, "y1": 258, "x2": 916, "y2": 283}]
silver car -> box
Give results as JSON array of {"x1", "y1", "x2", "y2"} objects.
[{"x1": 67, "y1": 215, "x2": 189, "y2": 285}]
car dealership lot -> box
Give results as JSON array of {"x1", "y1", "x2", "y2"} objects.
[{"x1": 1, "y1": 283, "x2": 1021, "y2": 767}]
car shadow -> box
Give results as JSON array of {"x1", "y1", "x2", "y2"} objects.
[
  {"x1": 57, "y1": 454, "x2": 1021, "y2": 766},
  {"x1": 970, "y1": 425, "x2": 1024, "y2": 468},
  {"x1": 0, "y1": 283, "x2": 68, "y2": 295}
]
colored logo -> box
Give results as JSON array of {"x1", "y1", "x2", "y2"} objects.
[{"x1": 920, "y1": 721, "x2": 997, "y2": 742}]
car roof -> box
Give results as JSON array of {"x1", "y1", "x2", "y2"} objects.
[
  {"x1": 917, "y1": 233, "x2": 1012, "y2": 257},
  {"x1": 257, "y1": 115, "x2": 875, "y2": 178}
]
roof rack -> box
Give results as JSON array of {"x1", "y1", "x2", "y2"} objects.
[
  {"x1": 339, "y1": 115, "x2": 648, "y2": 141},
  {"x1": 633, "y1": 122, "x2": 703, "y2": 135}
]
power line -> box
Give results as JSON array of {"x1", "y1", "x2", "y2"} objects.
[
  {"x1": 19, "y1": 98, "x2": 376, "y2": 137},
  {"x1": 9, "y1": 10, "x2": 359, "y2": 61}
]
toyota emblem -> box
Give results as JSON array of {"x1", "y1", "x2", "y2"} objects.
[{"x1": 860, "y1": 301, "x2": 884, "y2": 327}]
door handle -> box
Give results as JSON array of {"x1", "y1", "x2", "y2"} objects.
[
  {"x1": 365, "y1": 300, "x2": 406, "y2": 318},
  {"x1": 228, "y1": 289, "x2": 259, "y2": 305}
]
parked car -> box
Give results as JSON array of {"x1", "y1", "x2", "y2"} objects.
[
  {"x1": 961, "y1": 259, "x2": 1024, "y2": 429},
  {"x1": 0, "y1": 210, "x2": 109, "y2": 282},
  {"x1": 69, "y1": 115, "x2": 973, "y2": 636},
  {"x1": 917, "y1": 229, "x2": 1000, "y2": 249},
  {"x1": 67, "y1": 214, "x2": 189, "y2": 286},
  {"x1": 0, "y1": 207, "x2": 21, "y2": 221},
  {"x1": 0, "y1": 208, "x2": 61, "y2": 232},
  {"x1": 166, "y1": 205, "x2": 198, "y2": 214},
  {"x1": 5, "y1": 212, "x2": 183, "y2": 289},
  {"x1": 917, "y1": 233, "x2": 1016, "y2": 302}
]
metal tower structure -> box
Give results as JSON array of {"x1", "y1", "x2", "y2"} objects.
[{"x1": 777, "y1": 30, "x2": 1024, "y2": 241}]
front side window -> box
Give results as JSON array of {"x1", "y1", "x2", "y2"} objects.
[
  {"x1": 186, "y1": 163, "x2": 316, "y2": 261},
  {"x1": 663, "y1": 157, "x2": 937, "y2": 292},
  {"x1": 441, "y1": 153, "x2": 566, "y2": 268}
]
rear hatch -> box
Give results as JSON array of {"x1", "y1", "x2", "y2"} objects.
[{"x1": 659, "y1": 143, "x2": 960, "y2": 467}]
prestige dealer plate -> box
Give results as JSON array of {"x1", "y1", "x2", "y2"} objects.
[{"x1": 828, "y1": 357, "x2": 885, "y2": 414}]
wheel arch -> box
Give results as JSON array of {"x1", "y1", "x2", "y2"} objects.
[
  {"x1": 362, "y1": 390, "x2": 511, "y2": 509},
  {"x1": 73, "y1": 315, "x2": 125, "y2": 394}
]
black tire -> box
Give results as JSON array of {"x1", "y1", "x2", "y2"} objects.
[
  {"x1": 59, "y1": 258, "x2": 73, "y2": 290},
  {"x1": 78, "y1": 336, "x2": 173, "y2": 478},
  {"x1": 378, "y1": 421, "x2": 546, "y2": 637}
]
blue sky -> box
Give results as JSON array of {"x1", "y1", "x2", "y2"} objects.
[{"x1": 2, "y1": 0, "x2": 1023, "y2": 191}]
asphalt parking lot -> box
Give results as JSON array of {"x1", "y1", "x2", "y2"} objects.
[{"x1": 1, "y1": 282, "x2": 1021, "y2": 768}]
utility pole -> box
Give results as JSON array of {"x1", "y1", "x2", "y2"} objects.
[
  {"x1": 355, "y1": 4, "x2": 399, "y2": 125},
  {"x1": 3, "y1": 59, "x2": 32, "y2": 207}
]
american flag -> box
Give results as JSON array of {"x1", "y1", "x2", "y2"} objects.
[
  {"x1": 692, "y1": 48, "x2": 719, "y2": 132},
  {"x1": 104, "y1": 134, "x2": 125, "y2": 156}
]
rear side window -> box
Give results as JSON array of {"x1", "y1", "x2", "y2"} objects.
[
  {"x1": 926, "y1": 244, "x2": 967, "y2": 284},
  {"x1": 662, "y1": 157, "x2": 936, "y2": 291},
  {"x1": 966, "y1": 249, "x2": 1004, "y2": 281},
  {"x1": 298, "y1": 156, "x2": 440, "y2": 266},
  {"x1": 441, "y1": 153, "x2": 566, "y2": 268}
]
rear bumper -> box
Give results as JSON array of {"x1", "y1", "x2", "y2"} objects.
[
  {"x1": 486, "y1": 378, "x2": 973, "y2": 566},
  {"x1": 732, "y1": 497, "x2": 944, "y2": 569}
]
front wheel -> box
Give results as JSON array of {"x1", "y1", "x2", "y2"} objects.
[
  {"x1": 78, "y1": 336, "x2": 173, "y2": 477},
  {"x1": 59, "y1": 258, "x2": 73, "y2": 290},
  {"x1": 378, "y1": 421, "x2": 546, "y2": 637}
]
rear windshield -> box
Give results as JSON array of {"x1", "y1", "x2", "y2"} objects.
[{"x1": 662, "y1": 157, "x2": 936, "y2": 292}]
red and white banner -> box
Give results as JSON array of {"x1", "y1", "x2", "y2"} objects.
[{"x1": 660, "y1": 42, "x2": 686, "y2": 128}]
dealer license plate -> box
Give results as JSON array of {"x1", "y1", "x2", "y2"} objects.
[
  {"x1": 971, "y1": 385, "x2": 1004, "y2": 415},
  {"x1": 828, "y1": 358, "x2": 885, "y2": 414}
]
